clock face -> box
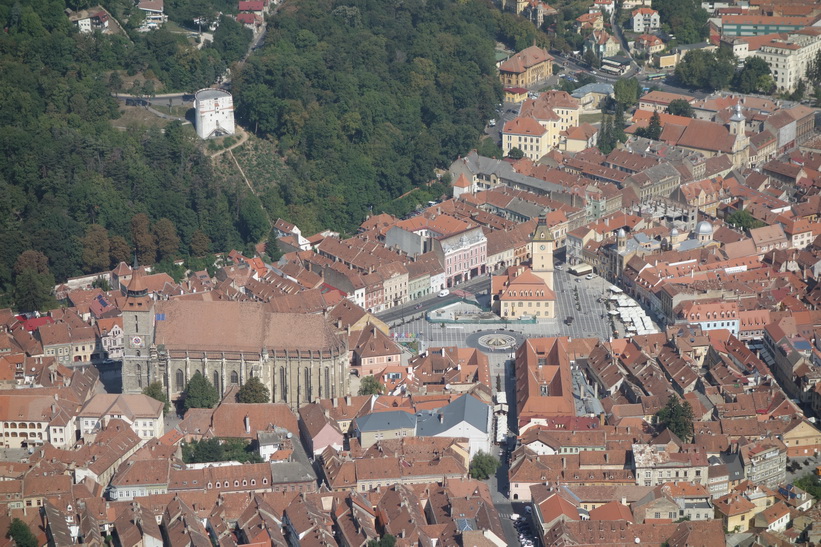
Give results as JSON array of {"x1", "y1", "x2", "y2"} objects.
[
  {"x1": 131, "y1": 336, "x2": 143, "y2": 348},
  {"x1": 540, "y1": 245, "x2": 546, "y2": 251}
]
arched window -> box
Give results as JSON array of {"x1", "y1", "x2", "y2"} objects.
[
  {"x1": 175, "y1": 369, "x2": 185, "y2": 391},
  {"x1": 213, "y1": 371, "x2": 219, "y2": 391},
  {"x1": 324, "y1": 367, "x2": 330, "y2": 399},
  {"x1": 234, "y1": 480, "x2": 239, "y2": 487},
  {"x1": 231, "y1": 371, "x2": 239, "y2": 384},
  {"x1": 136, "y1": 364, "x2": 142, "y2": 388},
  {"x1": 280, "y1": 367, "x2": 287, "y2": 403}
]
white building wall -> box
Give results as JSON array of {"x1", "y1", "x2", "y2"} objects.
[{"x1": 195, "y1": 89, "x2": 236, "y2": 139}]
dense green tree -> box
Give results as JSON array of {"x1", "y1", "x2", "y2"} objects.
[
  {"x1": 726, "y1": 209, "x2": 766, "y2": 230},
  {"x1": 368, "y1": 536, "x2": 397, "y2": 547},
  {"x1": 614, "y1": 78, "x2": 640, "y2": 107},
  {"x1": 6, "y1": 518, "x2": 36, "y2": 547},
  {"x1": 182, "y1": 437, "x2": 262, "y2": 464},
  {"x1": 598, "y1": 114, "x2": 615, "y2": 154},
  {"x1": 143, "y1": 381, "x2": 171, "y2": 414},
  {"x1": 183, "y1": 371, "x2": 219, "y2": 411},
  {"x1": 789, "y1": 79, "x2": 807, "y2": 102},
  {"x1": 211, "y1": 15, "x2": 253, "y2": 65},
  {"x1": 12, "y1": 250, "x2": 55, "y2": 312},
  {"x1": 675, "y1": 48, "x2": 735, "y2": 90},
  {"x1": 666, "y1": 99, "x2": 694, "y2": 118},
  {"x1": 795, "y1": 473, "x2": 821, "y2": 500},
  {"x1": 807, "y1": 50, "x2": 821, "y2": 84},
  {"x1": 583, "y1": 48, "x2": 601, "y2": 69},
  {"x1": 813, "y1": 85, "x2": 821, "y2": 107},
  {"x1": 613, "y1": 102, "x2": 627, "y2": 143},
  {"x1": 733, "y1": 57, "x2": 772, "y2": 94},
  {"x1": 476, "y1": 138, "x2": 504, "y2": 159},
  {"x1": 652, "y1": 0, "x2": 709, "y2": 44},
  {"x1": 236, "y1": 376, "x2": 270, "y2": 403},
  {"x1": 81, "y1": 224, "x2": 111, "y2": 273},
  {"x1": 13, "y1": 267, "x2": 55, "y2": 312},
  {"x1": 636, "y1": 111, "x2": 662, "y2": 141},
  {"x1": 358, "y1": 375, "x2": 384, "y2": 396},
  {"x1": 507, "y1": 147, "x2": 524, "y2": 160},
  {"x1": 265, "y1": 228, "x2": 283, "y2": 262},
  {"x1": 238, "y1": 195, "x2": 269, "y2": 244},
  {"x1": 654, "y1": 396, "x2": 694, "y2": 442},
  {"x1": 469, "y1": 451, "x2": 500, "y2": 480}
]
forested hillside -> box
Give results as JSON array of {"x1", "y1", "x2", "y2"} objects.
[
  {"x1": 234, "y1": 0, "x2": 515, "y2": 232},
  {"x1": 0, "y1": 0, "x2": 530, "y2": 310},
  {"x1": 0, "y1": 0, "x2": 258, "y2": 310}
]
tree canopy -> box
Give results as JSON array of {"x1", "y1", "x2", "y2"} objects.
[
  {"x1": 236, "y1": 376, "x2": 271, "y2": 403},
  {"x1": 143, "y1": 381, "x2": 171, "y2": 414},
  {"x1": 732, "y1": 57, "x2": 773, "y2": 94},
  {"x1": 182, "y1": 437, "x2": 262, "y2": 464},
  {"x1": 666, "y1": 99, "x2": 694, "y2": 118},
  {"x1": 726, "y1": 209, "x2": 766, "y2": 231},
  {"x1": 654, "y1": 396, "x2": 694, "y2": 442},
  {"x1": 635, "y1": 111, "x2": 662, "y2": 140},
  {"x1": 358, "y1": 375, "x2": 384, "y2": 396},
  {"x1": 233, "y1": 0, "x2": 505, "y2": 234},
  {"x1": 652, "y1": 0, "x2": 709, "y2": 45},
  {"x1": 469, "y1": 451, "x2": 500, "y2": 480},
  {"x1": 6, "y1": 518, "x2": 37, "y2": 547},
  {"x1": 368, "y1": 535, "x2": 397, "y2": 547},
  {"x1": 675, "y1": 48, "x2": 736, "y2": 91},
  {"x1": 183, "y1": 371, "x2": 220, "y2": 411},
  {"x1": 0, "y1": 0, "x2": 256, "y2": 308}
]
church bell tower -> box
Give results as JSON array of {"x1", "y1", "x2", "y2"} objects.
[{"x1": 121, "y1": 268, "x2": 155, "y2": 394}]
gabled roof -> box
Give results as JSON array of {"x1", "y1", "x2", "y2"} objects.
[
  {"x1": 416, "y1": 394, "x2": 490, "y2": 436},
  {"x1": 499, "y1": 46, "x2": 553, "y2": 74}
]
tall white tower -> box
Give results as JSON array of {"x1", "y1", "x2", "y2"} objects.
[
  {"x1": 195, "y1": 88, "x2": 235, "y2": 139},
  {"x1": 530, "y1": 212, "x2": 555, "y2": 291}
]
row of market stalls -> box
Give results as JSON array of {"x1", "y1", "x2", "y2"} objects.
[{"x1": 608, "y1": 286, "x2": 659, "y2": 336}]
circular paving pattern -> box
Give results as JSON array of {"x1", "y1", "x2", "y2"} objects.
[
  {"x1": 478, "y1": 333, "x2": 518, "y2": 350},
  {"x1": 465, "y1": 330, "x2": 526, "y2": 354}
]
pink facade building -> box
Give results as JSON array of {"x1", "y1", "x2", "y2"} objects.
[{"x1": 433, "y1": 227, "x2": 487, "y2": 287}]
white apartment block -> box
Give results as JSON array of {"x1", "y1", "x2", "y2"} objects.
[
  {"x1": 632, "y1": 8, "x2": 660, "y2": 33},
  {"x1": 751, "y1": 28, "x2": 821, "y2": 92}
]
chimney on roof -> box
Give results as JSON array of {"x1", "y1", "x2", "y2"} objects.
[
  {"x1": 346, "y1": 395, "x2": 351, "y2": 406},
  {"x1": 244, "y1": 415, "x2": 251, "y2": 435}
]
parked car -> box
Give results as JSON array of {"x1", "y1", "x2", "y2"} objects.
[
  {"x1": 438, "y1": 289, "x2": 450, "y2": 298},
  {"x1": 585, "y1": 273, "x2": 595, "y2": 280},
  {"x1": 488, "y1": 119, "x2": 496, "y2": 127}
]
